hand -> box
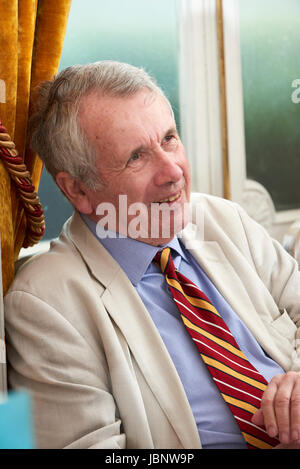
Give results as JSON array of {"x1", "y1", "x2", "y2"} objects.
[
  {"x1": 252, "y1": 371, "x2": 300, "y2": 445},
  {"x1": 274, "y1": 440, "x2": 300, "y2": 449}
]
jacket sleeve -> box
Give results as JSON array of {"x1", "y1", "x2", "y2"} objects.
[{"x1": 4, "y1": 289, "x2": 126, "y2": 449}]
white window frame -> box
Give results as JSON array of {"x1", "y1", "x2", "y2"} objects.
[{"x1": 177, "y1": 0, "x2": 223, "y2": 198}]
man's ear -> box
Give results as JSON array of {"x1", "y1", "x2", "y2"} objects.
[{"x1": 56, "y1": 172, "x2": 93, "y2": 214}]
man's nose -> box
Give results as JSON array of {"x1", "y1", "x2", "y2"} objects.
[{"x1": 153, "y1": 151, "x2": 183, "y2": 186}]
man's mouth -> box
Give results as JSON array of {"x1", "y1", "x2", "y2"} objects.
[{"x1": 156, "y1": 191, "x2": 182, "y2": 204}]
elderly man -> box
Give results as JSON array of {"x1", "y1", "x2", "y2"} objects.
[{"x1": 4, "y1": 61, "x2": 300, "y2": 449}]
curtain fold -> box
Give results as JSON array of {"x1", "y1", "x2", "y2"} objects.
[{"x1": 0, "y1": 0, "x2": 72, "y2": 295}]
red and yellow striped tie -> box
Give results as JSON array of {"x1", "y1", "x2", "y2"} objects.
[{"x1": 155, "y1": 247, "x2": 279, "y2": 449}]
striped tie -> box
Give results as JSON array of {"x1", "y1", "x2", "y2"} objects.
[{"x1": 155, "y1": 247, "x2": 279, "y2": 449}]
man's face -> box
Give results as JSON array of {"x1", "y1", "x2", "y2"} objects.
[{"x1": 79, "y1": 88, "x2": 191, "y2": 245}]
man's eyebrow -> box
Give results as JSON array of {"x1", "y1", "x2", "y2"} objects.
[
  {"x1": 129, "y1": 144, "x2": 144, "y2": 157},
  {"x1": 165, "y1": 126, "x2": 178, "y2": 136}
]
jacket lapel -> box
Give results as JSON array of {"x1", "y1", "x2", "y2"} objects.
[{"x1": 102, "y1": 272, "x2": 201, "y2": 448}]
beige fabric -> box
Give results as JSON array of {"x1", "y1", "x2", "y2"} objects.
[{"x1": 4, "y1": 193, "x2": 300, "y2": 449}]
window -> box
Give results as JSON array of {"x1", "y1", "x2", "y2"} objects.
[{"x1": 239, "y1": 0, "x2": 300, "y2": 212}]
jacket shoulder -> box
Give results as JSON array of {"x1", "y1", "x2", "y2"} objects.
[
  {"x1": 190, "y1": 192, "x2": 239, "y2": 212},
  {"x1": 7, "y1": 237, "x2": 83, "y2": 296},
  {"x1": 189, "y1": 192, "x2": 243, "y2": 226}
]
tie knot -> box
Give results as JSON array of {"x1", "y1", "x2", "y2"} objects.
[{"x1": 154, "y1": 247, "x2": 175, "y2": 275}]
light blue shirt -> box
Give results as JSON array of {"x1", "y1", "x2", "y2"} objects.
[{"x1": 81, "y1": 215, "x2": 284, "y2": 449}]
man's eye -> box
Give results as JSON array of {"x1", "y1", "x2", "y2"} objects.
[
  {"x1": 131, "y1": 152, "x2": 140, "y2": 161},
  {"x1": 164, "y1": 135, "x2": 174, "y2": 142},
  {"x1": 162, "y1": 135, "x2": 177, "y2": 147},
  {"x1": 127, "y1": 152, "x2": 141, "y2": 165}
]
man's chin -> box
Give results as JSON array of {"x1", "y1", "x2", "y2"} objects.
[{"x1": 139, "y1": 213, "x2": 191, "y2": 246}]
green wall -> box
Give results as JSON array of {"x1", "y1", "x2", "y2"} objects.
[{"x1": 240, "y1": 0, "x2": 300, "y2": 211}]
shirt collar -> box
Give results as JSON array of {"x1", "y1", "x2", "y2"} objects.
[{"x1": 80, "y1": 213, "x2": 187, "y2": 286}]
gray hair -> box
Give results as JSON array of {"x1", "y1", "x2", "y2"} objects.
[{"x1": 29, "y1": 61, "x2": 168, "y2": 190}]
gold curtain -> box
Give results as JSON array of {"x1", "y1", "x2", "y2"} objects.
[{"x1": 0, "y1": 0, "x2": 71, "y2": 295}]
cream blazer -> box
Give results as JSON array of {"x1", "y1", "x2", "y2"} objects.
[{"x1": 4, "y1": 193, "x2": 300, "y2": 449}]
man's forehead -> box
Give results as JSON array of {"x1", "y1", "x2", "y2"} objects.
[
  {"x1": 79, "y1": 90, "x2": 175, "y2": 145},
  {"x1": 80, "y1": 88, "x2": 171, "y2": 119}
]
